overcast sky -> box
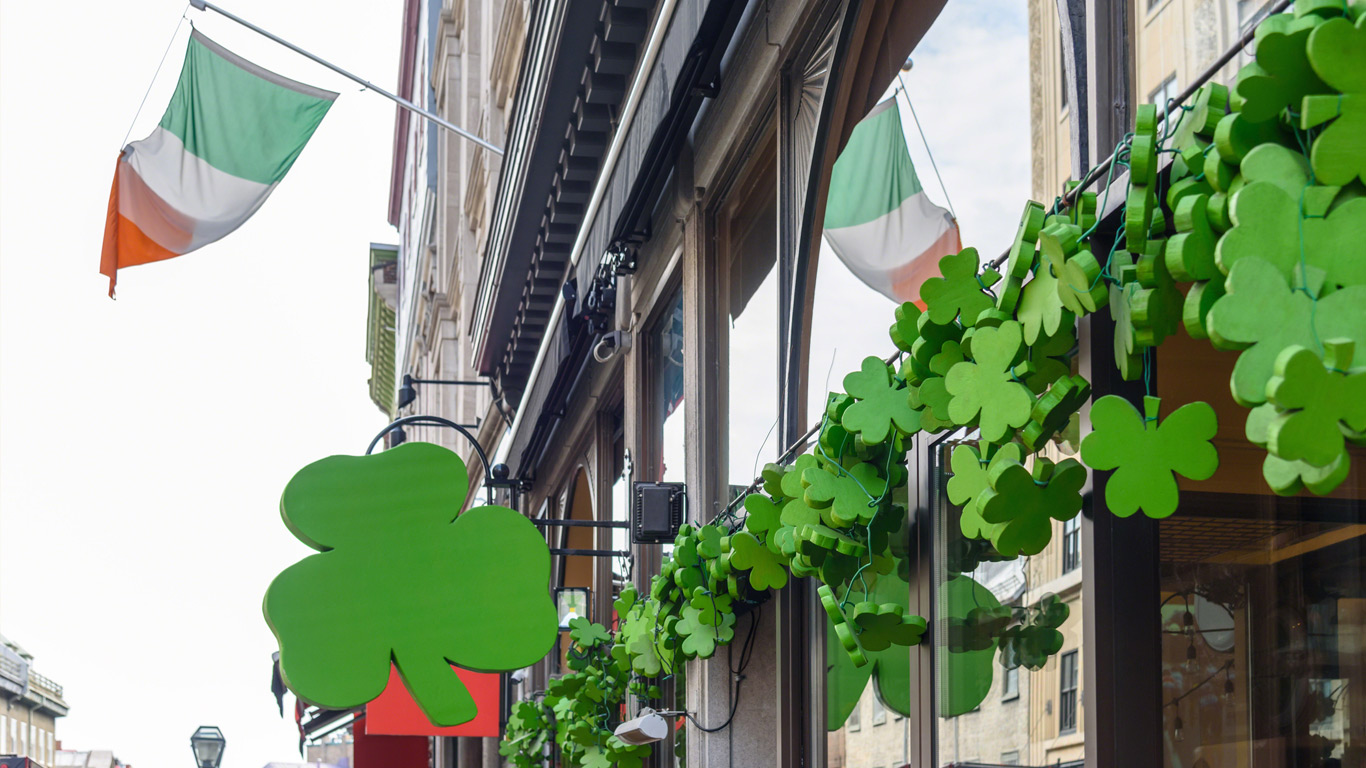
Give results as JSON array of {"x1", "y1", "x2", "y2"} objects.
[{"x1": 1, "y1": 1, "x2": 1029, "y2": 767}]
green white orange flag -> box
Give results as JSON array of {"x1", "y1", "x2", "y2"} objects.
[
  {"x1": 823, "y1": 98, "x2": 959, "y2": 304},
  {"x1": 101, "y1": 31, "x2": 336, "y2": 296}
]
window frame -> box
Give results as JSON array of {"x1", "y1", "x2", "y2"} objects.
[{"x1": 1059, "y1": 650, "x2": 1079, "y2": 735}]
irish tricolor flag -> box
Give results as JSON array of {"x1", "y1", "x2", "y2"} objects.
[
  {"x1": 823, "y1": 98, "x2": 959, "y2": 304},
  {"x1": 101, "y1": 31, "x2": 336, "y2": 296}
]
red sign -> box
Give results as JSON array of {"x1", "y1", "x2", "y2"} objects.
[
  {"x1": 353, "y1": 714, "x2": 429, "y2": 768},
  {"x1": 365, "y1": 663, "x2": 501, "y2": 737}
]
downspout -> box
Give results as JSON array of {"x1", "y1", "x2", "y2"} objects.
[{"x1": 492, "y1": 0, "x2": 683, "y2": 468}]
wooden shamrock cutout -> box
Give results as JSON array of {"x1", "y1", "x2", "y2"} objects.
[
  {"x1": 945, "y1": 320, "x2": 1035, "y2": 442},
  {"x1": 781, "y1": 453, "x2": 828, "y2": 499},
  {"x1": 1132, "y1": 244, "x2": 1183, "y2": 348},
  {"x1": 841, "y1": 356, "x2": 921, "y2": 444},
  {"x1": 1304, "y1": 16, "x2": 1366, "y2": 185},
  {"x1": 997, "y1": 201, "x2": 1048, "y2": 313},
  {"x1": 1169, "y1": 82, "x2": 1230, "y2": 152},
  {"x1": 1235, "y1": 13, "x2": 1330, "y2": 124},
  {"x1": 1021, "y1": 374, "x2": 1092, "y2": 452},
  {"x1": 1017, "y1": 254, "x2": 1069, "y2": 346},
  {"x1": 743, "y1": 493, "x2": 782, "y2": 541},
  {"x1": 264, "y1": 442, "x2": 559, "y2": 726},
  {"x1": 1213, "y1": 109, "x2": 1290, "y2": 167},
  {"x1": 688, "y1": 591, "x2": 734, "y2": 626},
  {"x1": 1265, "y1": 341, "x2": 1366, "y2": 466},
  {"x1": 1109, "y1": 253, "x2": 1144, "y2": 381},
  {"x1": 1183, "y1": 276, "x2": 1226, "y2": 340},
  {"x1": 946, "y1": 441, "x2": 1026, "y2": 540},
  {"x1": 1207, "y1": 257, "x2": 1366, "y2": 405},
  {"x1": 761, "y1": 462, "x2": 787, "y2": 498},
  {"x1": 1066, "y1": 183, "x2": 1098, "y2": 231},
  {"x1": 1018, "y1": 323, "x2": 1077, "y2": 394},
  {"x1": 818, "y1": 584, "x2": 868, "y2": 667},
  {"x1": 676, "y1": 602, "x2": 736, "y2": 659},
  {"x1": 803, "y1": 462, "x2": 887, "y2": 526},
  {"x1": 910, "y1": 312, "x2": 966, "y2": 369},
  {"x1": 888, "y1": 301, "x2": 923, "y2": 354},
  {"x1": 978, "y1": 457, "x2": 1087, "y2": 557},
  {"x1": 1080, "y1": 395, "x2": 1218, "y2": 519},
  {"x1": 1041, "y1": 225, "x2": 1109, "y2": 317},
  {"x1": 727, "y1": 531, "x2": 789, "y2": 591},
  {"x1": 1246, "y1": 402, "x2": 1353, "y2": 494},
  {"x1": 1129, "y1": 104, "x2": 1159, "y2": 186},
  {"x1": 851, "y1": 602, "x2": 927, "y2": 652},
  {"x1": 1165, "y1": 193, "x2": 1218, "y2": 281},
  {"x1": 1125, "y1": 184, "x2": 1158, "y2": 256},
  {"x1": 920, "y1": 247, "x2": 1001, "y2": 327},
  {"x1": 909, "y1": 376, "x2": 956, "y2": 432}
]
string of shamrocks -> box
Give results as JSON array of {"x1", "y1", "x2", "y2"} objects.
[{"x1": 505, "y1": 3, "x2": 1366, "y2": 762}]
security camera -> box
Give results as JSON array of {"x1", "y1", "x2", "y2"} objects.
[
  {"x1": 510, "y1": 669, "x2": 528, "y2": 685},
  {"x1": 612, "y1": 709, "x2": 670, "y2": 745}
]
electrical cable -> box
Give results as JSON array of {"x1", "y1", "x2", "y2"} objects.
[
  {"x1": 121, "y1": 4, "x2": 192, "y2": 149},
  {"x1": 684, "y1": 605, "x2": 761, "y2": 733}
]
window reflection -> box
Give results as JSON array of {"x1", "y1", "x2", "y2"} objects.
[{"x1": 1159, "y1": 511, "x2": 1365, "y2": 767}]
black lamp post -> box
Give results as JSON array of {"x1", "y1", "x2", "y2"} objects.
[{"x1": 190, "y1": 725, "x2": 226, "y2": 768}]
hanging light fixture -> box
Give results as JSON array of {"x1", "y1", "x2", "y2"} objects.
[{"x1": 189, "y1": 726, "x2": 226, "y2": 768}]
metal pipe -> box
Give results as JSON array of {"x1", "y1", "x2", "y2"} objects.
[
  {"x1": 492, "y1": 0, "x2": 684, "y2": 468},
  {"x1": 189, "y1": 0, "x2": 503, "y2": 155}
]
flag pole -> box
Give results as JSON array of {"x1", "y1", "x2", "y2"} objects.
[{"x1": 188, "y1": 0, "x2": 504, "y2": 156}]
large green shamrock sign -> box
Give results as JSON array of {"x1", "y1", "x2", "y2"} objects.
[
  {"x1": 1080, "y1": 396, "x2": 1219, "y2": 519},
  {"x1": 264, "y1": 442, "x2": 559, "y2": 726}
]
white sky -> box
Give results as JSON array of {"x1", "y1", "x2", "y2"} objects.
[
  {"x1": 1, "y1": 1, "x2": 402, "y2": 766},
  {"x1": 1, "y1": 1, "x2": 1030, "y2": 766}
]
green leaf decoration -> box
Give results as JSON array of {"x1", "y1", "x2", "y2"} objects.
[
  {"x1": 1183, "y1": 276, "x2": 1226, "y2": 340},
  {"x1": 997, "y1": 201, "x2": 1048, "y2": 313},
  {"x1": 1021, "y1": 374, "x2": 1092, "y2": 452},
  {"x1": 1207, "y1": 257, "x2": 1366, "y2": 405},
  {"x1": 264, "y1": 442, "x2": 559, "y2": 726},
  {"x1": 761, "y1": 462, "x2": 787, "y2": 498},
  {"x1": 851, "y1": 602, "x2": 927, "y2": 652},
  {"x1": 1265, "y1": 341, "x2": 1366, "y2": 466},
  {"x1": 781, "y1": 453, "x2": 828, "y2": 499},
  {"x1": 819, "y1": 584, "x2": 868, "y2": 667},
  {"x1": 1132, "y1": 245, "x2": 1183, "y2": 348},
  {"x1": 978, "y1": 456, "x2": 1086, "y2": 557},
  {"x1": 920, "y1": 247, "x2": 1001, "y2": 327},
  {"x1": 1080, "y1": 395, "x2": 1219, "y2": 519},
  {"x1": 742, "y1": 492, "x2": 782, "y2": 541},
  {"x1": 1246, "y1": 402, "x2": 1353, "y2": 494},
  {"x1": 946, "y1": 441, "x2": 1026, "y2": 540},
  {"x1": 676, "y1": 602, "x2": 736, "y2": 660},
  {"x1": 910, "y1": 312, "x2": 966, "y2": 369},
  {"x1": 1170, "y1": 82, "x2": 1230, "y2": 152},
  {"x1": 1235, "y1": 12, "x2": 1330, "y2": 124},
  {"x1": 1304, "y1": 16, "x2": 1366, "y2": 185},
  {"x1": 1017, "y1": 256, "x2": 1070, "y2": 346},
  {"x1": 1039, "y1": 217, "x2": 1110, "y2": 317},
  {"x1": 803, "y1": 462, "x2": 887, "y2": 527},
  {"x1": 1019, "y1": 322, "x2": 1076, "y2": 394},
  {"x1": 841, "y1": 356, "x2": 921, "y2": 444},
  {"x1": 945, "y1": 320, "x2": 1035, "y2": 442},
  {"x1": 909, "y1": 375, "x2": 956, "y2": 432},
  {"x1": 888, "y1": 301, "x2": 923, "y2": 353},
  {"x1": 1165, "y1": 193, "x2": 1218, "y2": 281},
  {"x1": 727, "y1": 531, "x2": 789, "y2": 590},
  {"x1": 1109, "y1": 252, "x2": 1145, "y2": 381},
  {"x1": 568, "y1": 618, "x2": 612, "y2": 648},
  {"x1": 688, "y1": 591, "x2": 734, "y2": 626}
]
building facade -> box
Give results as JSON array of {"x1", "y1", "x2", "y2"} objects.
[
  {"x1": 1, "y1": 638, "x2": 68, "y2": 768},
  {"x1": 359, "y1": 1, "x2": 1366, "y2": 768}
]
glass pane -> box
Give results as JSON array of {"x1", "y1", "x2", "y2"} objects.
[
  {"x1": 656, "y1": 291, "x2": 686, "y2": 485},
  {"x1": 934, "y1": 432, "x2": 1087, "y2": 767},
  {"x1": 1159, "y1": 508, "x2": 1366, "y2": 766},
  {"x1": 728, "y1": 254, "x2": 779, "y2": 496}
]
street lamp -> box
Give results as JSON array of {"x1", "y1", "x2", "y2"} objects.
[{"x1": 190, "y1": 725, "x2": 226, "y2": 768}]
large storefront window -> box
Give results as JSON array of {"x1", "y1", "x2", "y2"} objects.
[
  {"x1": 655, "y1": 290, "x2": 686, "y2": 486},
  {"x1": 1159, "y1": 506, "x2": 1365, "y2": 766}
]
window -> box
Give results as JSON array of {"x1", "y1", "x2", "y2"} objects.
[
  {"x1": 871, "y1": 695, "x2": 887, "y2": 726},
  {"x1": 1062, "y1": 516, "x2": 1080, "y2": 573},
  {"x1": 1059, "y1": 650, "x2": 1079, "y2": 733},
  {"x1": 1148, "y1": 73, "x2": 1179, "y2": 115},
  {"x1": 847, "y1": 699, "x2": 861, "y2": 732},
  {"x1": 1001, "y1": 751, "x2": 1020, "y2": 765},
  {"x1": 1059, "y1": 33, "x2": 1068, "y2": 110},
  {"x1": 1003, "y1": 666, "x2": 1019, "y2": 700},
  {"x1": 652, "y1": 289, "x2": 686, "y2": 485}
]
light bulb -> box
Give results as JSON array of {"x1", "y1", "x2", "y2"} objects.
[{"x1": 1173, "y1": 715, "x2": 1184, "y2": 742}]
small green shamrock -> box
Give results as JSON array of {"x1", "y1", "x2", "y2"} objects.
[
  {"x1": 568, "y1": 617, "x2": 612, "y2": 648},
  {"x1": 1110, "y1": 253, "x2": 1144, "y2": 381},
  {"x1": 1235, "y1": 12, "x2": 1330, "y2": 124},
  {"x1": 946, "y1": 441, "x2": 1025, "y2": 540},
  {"x1": 781, "y1": 453, "x2": 827, "y2": 499},
  {"x1": 1304, "y1": 16, "x2": 1366, "y2": 185},
  {"x1": 1019, "y1": 322, "x2": 1076, "y2": 394},
  {"x1": 1165, "y1": 193, "x2": 1217, "y2": 281},
  {"x1": 728, "y1": 531, "x2": 789, "y2": 591},
  {"x1": 1169, "y1": 82, "x2": 1229, "y2": 152},
  {"x1": 920, "y1": 247, "x2": 1002, "y2": 327},
  {"x1": 841, "y1": 356, "x2": 921, "y2": 444},
  {"x1": 1207, "y1": 257, "x2": 1366, "y2": 405},
  {"x1": 1080, "y1": 395, "x2": 1219, "y2": 519},
  {"x1": 1017, "y1": 258, "x2": 1069, "y2": 346},
  {"x1": 696, "y1": 524, "x2": 725, "y2": 559},
  {"x1": 944, "y1": 320, "x2": 1035, "y2": 442},
  {"x1": 688, "y1": 591, "x2": 734, "y2": 626},
  {"x1": 1246, "y1": 402, "x2": 1353, "y2": 494},
  {"x1": 1265, "y1": 341, "x2": 1366, "y2": 466},
  {"x1": 997, "y1": 201, "x2": 1048, "y2": 313},
  {"x1": 978, "y1": 456, "x2": 1086, "y2": 557},
  {"x1": 1020, "y1": 374, "x2": 1092, "y2": 452},
  {"x1": 850, "y1": 602, "x2": 928, "y2": 652},
  {"x1": 264, "y1": 442, "x2": 558, "y2": 726},
  {"x1": 888, "y1": 301, "x2": 923, "y2": 353},
  {"x1": 676, "y1": 603, "x2": 736, "y2": 659},
  {"x1": 818, "y1": 584, "x2": 868, "y2": 667},
  {"x1": 803, "y1": 462, "x2": 888, "y2": 526},
  {"x1": 910, "y1": 312, "x2": 966, "y2": 369},
  {"x1": 742, "y1": 493, "x2": 782, "y2": 540}
]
